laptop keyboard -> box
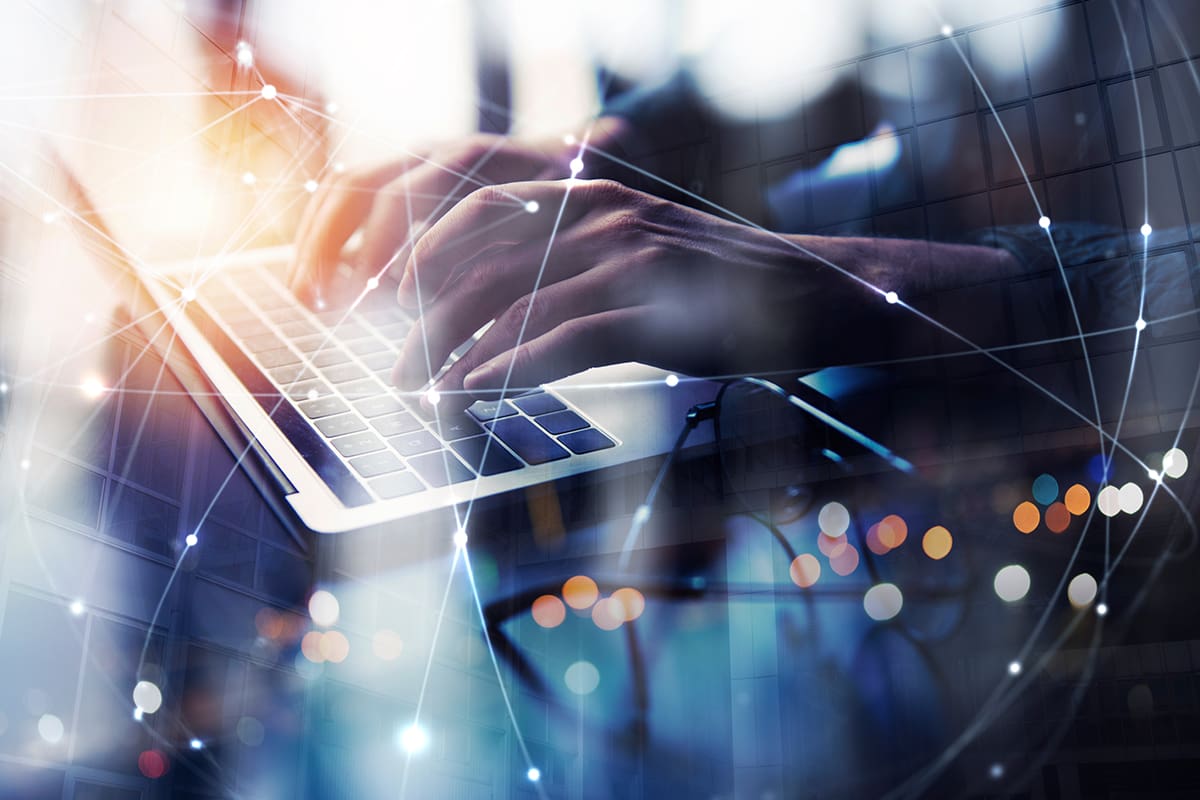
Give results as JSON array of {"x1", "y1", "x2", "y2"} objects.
[{"x1": 194, "y1": 262, "x2": 616, "y2": 502}]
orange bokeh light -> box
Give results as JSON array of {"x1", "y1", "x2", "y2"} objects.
[
  {"x1": 300, "y1": 631, "x2": 325, "y2": 663},
  {"x1": 865, "y1": 524, "x2": 890, "y2": 555},
  {"x1": 562, "y1": 575, "x2": 599, "y2": 610},
  {"x1": 1045, "y1": 502, "x2": 1071, "y2": 533},
  {"x1": 1064, "y1": 483, "x2": 1091, "y2": 516},
  {"x1": 1012, "y1": 501, "x2": 1040, "y2": 534},
  {"x1": 320, "y1": 630, "x2": 350, "y2": 663},
  {"x1": 878, "y1": 514, "x2": 908, "y2": 548},
  {"x1": 922, "y1": 526, "x2": 953, "y2": 560},
  {"x1": 532, "y1": 594, "x2": 567, "y2": 628},
  {"x1": 789, "y1": 553, "x2": 821, "y2": 588},
  {"x1": 611, "y1": 588, "x2": 646, "y2": 622}
]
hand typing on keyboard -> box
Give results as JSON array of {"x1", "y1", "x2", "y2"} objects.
[{"x1": 287, "y1": 119, "x2": 630, "y2": 306}]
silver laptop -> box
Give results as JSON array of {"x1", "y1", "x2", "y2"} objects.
[{"x1": 55, "y1": 157, "x2": 718, "y2": 533}]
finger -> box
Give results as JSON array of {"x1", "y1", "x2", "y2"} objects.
[
  {"x1": 394, "y1": 256, "x2": 610, "y2": 392},
  {"x1": 418, "y1": 272, "x2": 617, "y2": 409},
  {"x1": 290, "y1": 160, "x2": 415, "y2": 292},
  {"x1": 458, "y1": 306, "x2": 650, "y2": 402},
  {"x1": 399, "y1": 178, "x2": 619, "y2": 309},
  {"x1": 353, "y1": 160, "x2": 486, "y2": 277}
]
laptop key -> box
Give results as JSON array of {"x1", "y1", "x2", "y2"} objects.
[
  {"x1": 330, "y1": 430, "x2": 386, "y2": 457},
  {"x1": 388, "y1": 429, "x2": 441, "y2": 456},
  {"x1": 269, "y1": 365, "x2": 318, "y2": 384},
  {"x1": 406, "y1": 451, "x2": 476, "y2": 487},
  {"x1": 278, "y1": 319, "x2": 319, "y2": 338},
  {"x1": 349, "y1": 450, "x2": 405, "y2": 478},
  {"x1": 559, "y1": 428, "x2": 616, "y2": 454},
  {"x1": 241, "y1": 331, "x2": 285, "y2": 353},
  {"x1": 347, "y1": 337, "x2": 389, "y2": 356},
  {"x1": 371, "y1": 412, "x2": 422, "y2": 437},
  {"x1": 432, "y1": 412, "x2": 485, "y2": 441},
  {"x1": 370, "y1": 471, "x2": 424, "y2": 499},
  {"x1": 512, "y1": 390, "x2": 566, "y2": 416},
  {"x1": 314, "y1": 413, "x2": 367, "y2": 438},
  {"x1": 312, "y1": 349, "x2": 353, "y2": 368},
  {"x1": 353, "y1": 395, "x2": 405, "y2": 418},
  {"x1": 467, "y1": 399, "x2": 518, "y2": 422},
  {"x1": 322, "y1": 363, "x2": 369, "y2": 384},
  {"x1": 291, "y1": 334, "x2": 328, "y2": 354},
  {"x1": 450, "y1": 436, "x2": 521, "y2": 476},
  {"x1": 487, "y1": 416, "x2": 569, "y2": 464},
  {"x1": 286, "y1": 380, "x2": 332, "y2": 401},
  {"x1": 298, "y1": 396, "x2": 350, "y2": 419},
  {"x1": 360, "y1": 350, "x2": 397, "y2": 371},
  {"x1": 257, "y1": 347, "x2": 303, "y2": 368},
  {"x1": 535, "y1": 409, "x2": 589, "y2": 435}
]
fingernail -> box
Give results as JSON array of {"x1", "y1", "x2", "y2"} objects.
[{"x1": 463, "y1": 363, "x2": 497, "y2": 392}]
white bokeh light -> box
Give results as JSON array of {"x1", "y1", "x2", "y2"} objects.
[
  {"x1": 132, "y1": 680, "x2": 163, "y2": 714},
  {"x1": 308, "y1": 590, "x2": 340, "y2": 627},
  {"x1": 1067, "y1": 573, "x2": 1098, "y2": 609},
  {"x1": 863, "y1": 583, "x2": 903, "y2": 621},
  {"x1": 818, "y1": 502, "x2": 850, "y2": 537},
  {"x1": 993, "y1": 565, "x2": 1031, "y2": 603}
]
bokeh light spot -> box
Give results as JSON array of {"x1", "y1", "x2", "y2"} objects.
[
  {"x1": 877, "y1": 514, "x2": 908, "y2": 548},
  {"x1": 993, "y1": 565, "x2": 1031, "y2": 602},
  {"x1": 829, "y1": 543, "x2": 861, "y2": 576},
  {"x1": 611, "y1": 588, "x2": 646, "y2": 622},
  {"x1": 132, "y1": 681, "x2": 162, "y2": 714},
  {"x1": 1012, "y1": 501, "x2": 1040, "y2": 534},
  {"x1": 37, "y1": 714, "x2": 63, "y2": 744},
  {"x1": 789, "y1": 554, "x2": 821, "y2": 588},
  {"x1": 138, "y1": 749, "x2": 168, "y2": 779},
  {"x1": 1097, "y1": 485, "x2": 1121, "y2": 517},
  {"x1": 1044, "y1": 502, "x2": 1071, "y2": 534},
  {"x1": 1064, "y1": 483, "x2": 1091, "y2": 515},
  {"x1": 1032, "y1": 473, "x2": 1059, "y2": 505},
  {"x1": 1118, "y1": 482, "x2": 1144, "y2": 514},
  {"x1": 818, "y1": 532, "x2": 849, "y2": 558},
  {"x1": 863, "y1": 583, "x2": 903, "y2": 621},
  {"x1": 818, "y1": 501, "x2": 850, "y2": 537},
  {"x1": 922, "y1": 526, "x2": 953, "y2": 560},
  {"x1": 865, "y1": 523, "x2": 890, "y2": 555},
  {"x1": 1163, "y1": 448, "x2": 1188, "y2": 479},
  {"x1": 1067, "y1": 573, "x2": 1098, "y2": 608},
  {"x1": 562, "y1": 576, "x2": 599, "y2": 610},
  {"x1": 531, "y1": 594, "x2": 567, "y2": 628},
  {"x1": 372, "y1": 629, "x2": 404, "y2": 661},
  {"x1": 564, "y1": 660, "x2": 600, "y2": 695},
  {"x1": 308, "y1": 590, "x2": 340, "y2": 627},
  {"x1": 591, "y1": 598, "x2": 624, "y2": 631},
  {"x1": 319, "y1": 630, "x2": 350, "y2": 663},
  {"x1": 301, "y1": 631, "x2": 325, "y2": 663}
]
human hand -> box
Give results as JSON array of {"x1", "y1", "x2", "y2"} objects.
[
  {"x1": 287, "y1": 118, "x2": 629, "y2": 305},
  {"x1": 391, "y1": 179, "x2": 819, "y2": 411}
]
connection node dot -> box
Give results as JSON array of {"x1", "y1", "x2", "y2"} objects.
[
  {"x1": 325, "y1": 101, "x2": 339, "y2": 115},
  {"x1": 885, "y1": 291, "x2": 899, "y2": 304},
  {"x1": 69, "y1": 600, "x2": 85, "y2": 616},
  {"x1": 398, "y1": 723, "x2": 428, "y2": 754},
  {"x1": 365, "y1": 276, "x2": 380, "y2": 291},
  {"x1": 42, "y1": 211, "x2": 58, "y2": 224},
  {"x1": 424, "y1": 388, "x2": 440, "y2": 407},
  {"x1": 989, "y1": 763, "x2": 1004, "y2": 780},
  {"x1": 1140, "y1": 223, "x2": 1152, "y2": 237},
  {"x1": 189, "y1": 738, "x2": 203, "y2": 750},
  {"x1": 260, "y1": 84, "x2": 277, "y2": 101},
  {"x1": 527, "y1": 767, "x2": 541, "y2": 782},
  {"x1": 1135, "y1": 317, "x2": 1147, "y2": 332},
  {"x1": 304, "y1": 179, "x2": 319, "y2": 193},
  {"x1": 181, "y1": 286, "x2": 196, "y2": 303},
  {"x1": 1096, "y1": 602, "x2": 1109, "y2": 617},
  {"x1": 1148, "y1": 468, "x2": 1161, "y2": 482},
  {"x1": 306, "y1": 388, "x2": 320, "y2": 401},
  {"x1": 665, "y1": 373, "x2": 679, "y2": 387},
  {"x1": 1038, "y1": 215, "x2": 1051, "y2": 229},
  {"x1": 242, "y1": 171, "x2": 257, "y2": 186},
  {"x1": 185, "y1": 533, "x2": 198, "y2": 547},
  {"x1": 81, "y1": 377, "x2": 105, "y2": 399},
  {"x1": 20, "y1": 458, "x2": 30, "y2": 470},
  {"x1": 524, "y1": 200, "x2": 540, "y2": 213},
  {"x1": 236, "y1": 43, "x2": 253, "y2": 67},
  {"x1": 315, "y1": 297, "x2": 327, "y2": 310},
  {"x1": 1, "y1": 381, "x2": 9, "y2": 393},
  {"x1": 940, "y1": 24, "x2": 954, "y2": 36},
  {"x1": 633, "y1": 504, "x2": 651, "y2": 525},
  {"x1": 1008, "y1": 660, "x2": 1022, "y2": 676},
  {"x1": 569, "y1": 157, "x2": 584, "y2": 175},
  {"x1": 333, "y1": 162, "x2": 345, "y2": 174},
  {"x1": 452, "y1": 528, "x2": 468, "y2": 548},
  {"x1": 562, "y1": 133, "x2": 577, "y2": 146}
]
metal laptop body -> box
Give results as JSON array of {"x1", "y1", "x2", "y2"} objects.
[{"x1": 57, "y1": 160, "x2": 719, "y2": 533}]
